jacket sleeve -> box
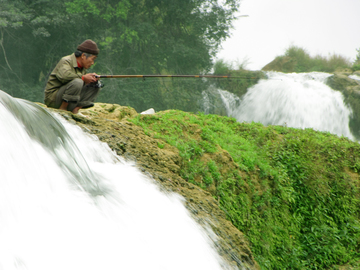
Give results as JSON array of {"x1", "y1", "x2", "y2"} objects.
[{"x1": 55, "y1": 58, "x2": 83, "y2": 84}]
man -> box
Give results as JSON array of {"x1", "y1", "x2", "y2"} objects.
[{"x1": 44, "y1": 39, "x2": 102, "y2": 115}]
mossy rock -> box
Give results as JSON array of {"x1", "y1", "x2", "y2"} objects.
[
  {"x1": 326, "y1": 73, "x2": 360, "y2": 92},
  {"x1": 46, "y1": 105, "x2": 260, "y2": 270},
  {"x1": 82, "y1": 103, "x2": 138, "y2": 121},
  {"x1": 262, "y1": 56, "x2": 296, "y2": 72}
]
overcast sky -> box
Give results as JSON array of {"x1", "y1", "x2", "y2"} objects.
[{"x1": 216, "y1": 0, "x2": 360, "y2": 70}]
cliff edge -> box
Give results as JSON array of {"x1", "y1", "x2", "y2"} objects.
[{"x1": 49, "y1": 103, "x2": 260, "y2": 270}]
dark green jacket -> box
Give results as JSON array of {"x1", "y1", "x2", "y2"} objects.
[{"x1": 44, "y1": 53, "x2": 86, "y2": 105}]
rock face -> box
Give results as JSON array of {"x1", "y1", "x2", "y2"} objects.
[
  {"x1": 261, "y1": 56, "x2": 296, "y2": 73},
  {"x1": 326, "y1": 71, "x2": 360, "y2": 94},
  {"x1": 325, "y1": 72, "x2": 360, "y2": 139},
  {"x1": 49, "y1": 103, "x2": 260, "y2": 270}
]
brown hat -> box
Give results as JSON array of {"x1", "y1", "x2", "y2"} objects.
[{"x1": 77, "y1": 39, "x2": 99, "y2": 55}]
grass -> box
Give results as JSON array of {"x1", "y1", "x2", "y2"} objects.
[
  {"x1": 262, "y1": 45, "x2": 352, "y2": 73},
  {"x1": 130, "y1": 110, "x2": 360, "y2": 269}
]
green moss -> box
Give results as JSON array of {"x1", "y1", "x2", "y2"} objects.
[
  {"x1": 130, "y1": 110, "x2": 360, "y2": 269},
  {"x1": 106, "y1": 105, "x2": 116, "y2": 113}
]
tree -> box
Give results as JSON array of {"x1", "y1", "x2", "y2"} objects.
[
  {"x1": 353, "y1": 48, "x2": 360, "y2": 71},
  {"x1": 0, "y1": 0, "x2": 82, "y2": 97},
  {"x1": 0, "y1": 0, "x2": 241, "y2": 111}
]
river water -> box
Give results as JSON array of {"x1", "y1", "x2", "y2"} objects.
[{"x1": 0, "y1": 91, "x2": 237, "y2": 270}]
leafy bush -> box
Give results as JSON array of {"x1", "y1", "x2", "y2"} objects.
[
  {"x1": 353, "y1": 63, "x2": 360, "y2": 71},
  {"x1": 213, "y1": 59, "x2": 232, "y2": 75},
  {"x1": 212, "y1": 60, "x2": 265, "y2": 97},
  {"x1": 264, "y1": 45, "x2": 352, "y2": 73},
  {"x1": 285, "y1": 46, "x2": 312, "y2": 72},
  {"x1": 353, "y1": 48, "x2": 360, "y2": 71},
  {"x1": 131, "y1": 110, "x2": 360, "y2": 269}
]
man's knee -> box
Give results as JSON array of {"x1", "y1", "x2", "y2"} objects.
[
  {"x1": 59, "y1": 78, "x2": 84, "y2": 104},
  {"x1": 64, "y1": 78, "x2": 84, "y2": 96},
  {"x1": 70, "y1": 78, "x2": 84, "y2": 90}
]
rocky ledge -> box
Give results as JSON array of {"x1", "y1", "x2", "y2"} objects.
[{"x1": 47, "y1": 103, "x2": 260, "y2": 270}]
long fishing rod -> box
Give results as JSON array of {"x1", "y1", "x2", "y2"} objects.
[{"x1": 95, "y1": 74, "x2": 258, "y2": 79}]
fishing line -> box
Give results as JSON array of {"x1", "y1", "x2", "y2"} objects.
[{"x1": 98, "y1": 75, "x2": 283, "y2": 101}]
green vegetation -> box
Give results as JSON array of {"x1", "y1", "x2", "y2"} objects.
[
  {"x1": 130, "y1": 110, "x2": 360, "y2": 269},
  {"x1": 0, "y1": 0, "x2": 239, "y2": 112},
  {"x1": 212, "y1": 59, "x2": 265, "y2": 97},
  {"x1": 262, "y1": 45, "x2": 352, "y2": 73},
  {"x1": 353, "y1": 48, "x2": 360, "y2": 71}
]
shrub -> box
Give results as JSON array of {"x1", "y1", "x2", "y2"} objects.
[
  {"x1": 213, "y1": 59, "x2": 232, "y2": 75},
  {"x1": 131, "y1": 110, "x2": 360, "y2": 269},
  {"x1": 212, "y1": 60, "x2": 265, "y2": 98},
  {"x1": 265, "y1": 45, "x2": 352, "y2": 73},
  {"x1": 285, "y1": 46, "x2": 312, "y2": 72},
  {"x1": 353, "y1": 48, "x2": 360, "y2": 71},
  {"x1": 326, "y1": 53, "x2": 352, "y2": 72}
]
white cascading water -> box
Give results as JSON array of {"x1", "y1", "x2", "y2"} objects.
[
  {"x1": 349, "y1": 74, "x2": 360, "y2": 82},
  {"x1": 217, "y1": 71, "x2": 355, "y2": 140},
  {"x1": 0, "y1": 91, "x2": 239, "y2": 270}
]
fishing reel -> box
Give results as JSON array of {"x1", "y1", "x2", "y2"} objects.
[
  {"x1": 87, "y1": 80, "x2": 104, "y2": 89},
  {"x1": 95, "y1": 80, "x2": 104, "y2": 88}
]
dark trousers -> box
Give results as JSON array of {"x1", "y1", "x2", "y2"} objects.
[{"x1": 55, "y1": 78, "x2": 100, "y2": 111}]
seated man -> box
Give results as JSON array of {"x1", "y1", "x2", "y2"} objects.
[{"x1": 44, "y1": 39, "x2": 102, "y2": 114}]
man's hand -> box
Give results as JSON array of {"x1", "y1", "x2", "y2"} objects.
[{"x1": 82, "y1": 73, "x2": 99, "y2": 84}]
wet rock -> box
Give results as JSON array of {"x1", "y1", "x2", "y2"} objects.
[
  {"x1": 46, "y1": 103, "x2": 260, "y2": 270},
  {"x1": 326, "y1": 73, "x2": 360, "y2": 92}
]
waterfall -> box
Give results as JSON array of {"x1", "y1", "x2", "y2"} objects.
[
  {"x1": 0, "y1": 91, "x2": 237, "y2": 270},
  {"x1": 349, "y1": 74, "x2": 360, "y2": 81},
  {"x1": 216, "y1": 71, "x2": 355, "y2": 140}
]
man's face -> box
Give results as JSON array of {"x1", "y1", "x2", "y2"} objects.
[{"x1": 80, "y1": 54, "x2": 97, "y2": 69}]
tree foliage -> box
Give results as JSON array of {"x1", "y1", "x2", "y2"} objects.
[
  {"x1": 262, "y1": 45, "x2": 352, "y2": 73},
  {"x1": 0, "y1": 0, "x2": 240, "y2": 111},
  {"x1": 353, "y1": 48, "x2": 360, "y2": 71}
]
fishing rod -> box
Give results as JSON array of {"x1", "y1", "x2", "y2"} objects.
[{"x1": 95, "y1": 74, "x2": 258, "y2": 79}]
